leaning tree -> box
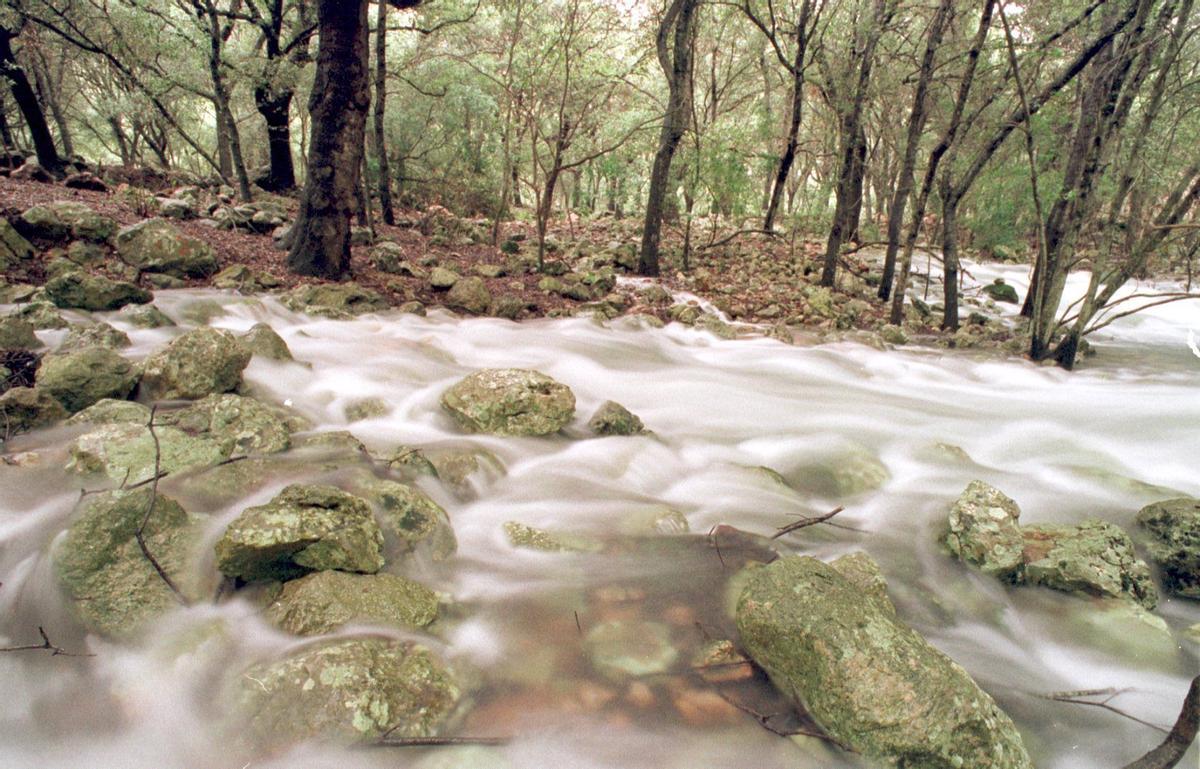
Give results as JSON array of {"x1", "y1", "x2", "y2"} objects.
[{"x1": 287, "y1": 0, "x2": 422, "y2": 279}]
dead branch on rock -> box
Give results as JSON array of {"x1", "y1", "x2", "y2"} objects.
[
  {"x1": 0, "y1": 626, "x2": 93, "y2": 657},
  {"x1": 700, "y1": 228, "x2": 779, "y2": 252},
  {"x1": 135, "y1": 405, "x2": 188, "y2": 606},
  {"x1": 714, "y1": 688, "x2": 854, "y2": 751},
  {"x1": 1122, "y1": 676, "x2": 1200, "y2": 769},
  {"x1": 374, "y1": 736, "x2": 511, "y2": 748},
  {"x1": 1042, "y1": 687, "x2": 1169, "y2": 734},
  {"x1": 771, "y1": 506, "x2": 848, "y2": 539}
]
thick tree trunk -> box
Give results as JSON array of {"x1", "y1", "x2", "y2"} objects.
[
  {"x1": 254, "y1": 87, "x2": 296, "y2": 191},
  {"x1": 287, "y1": 0, "x2": 372, "y2": 279},
  {"x1": 373, "y1": 0, "x2": 395, "y2": 225},
  {"x1": 0, "y1": 26, "x2": 60, "y2": 174},
  {"x1": 940, "y1": 184, "x2": 961, "y2": 331},
  {"x1": 638, "y1": 0, "x2": 700, "y2": 276}
]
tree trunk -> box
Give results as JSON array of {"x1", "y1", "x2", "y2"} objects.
[
  {"x1": 0, "y1": 25, "x2": 60, "y2": 174},
  {"x1": 286, "y1": 0, "x2": 372, "y2": 279},
  {"x1": 763, "y1": 0, "x2": 814, "y2": 232},
  {"x1": 372, "y1": 0, "x2": 395, "y2": 225},
  {"x1": 878, "y1": 0, "x2": 953, "y2": 301},
  {"x1": 638, "y1": 0, "x2": 700, "y2": 276},
  {"x1": 254, "y1": 87, "x2": 296, "y2": 191}
]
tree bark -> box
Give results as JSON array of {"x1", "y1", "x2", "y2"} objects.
[
  {"x1": 638, "y1": 0, "x2": 700, "y2": 277},
  {"x1": 254, "y1": 86, "x2": 296, "y2": 191},
  {"x1": 287, "y1": 0, "x2": 373, "y2": 278},
  {"x1": 372, "y1": 0, "x2": 395, "y2": 225},
  {"x1": 763, "y1": 0, "x2": 814, "y2": 232},
  {"x1": 0, "y1": 24, "x2": 61, "y2": 174}
]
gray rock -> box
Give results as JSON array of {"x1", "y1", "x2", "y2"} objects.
[
  {"x1": 943, "y1": 481, "x2": 1026, "y2": 580},
  {"x1": 36, "y1": 346, "x2": 137, "y2": 413},
  {"x1": 737, "y1": 554, "x2": 1032, "y2": 768},
  {"x1": 115, "y1": 218, "x2": 218, "y2": 277},
  {"x1": 441, "y1": 368, "x2": 575, "y2": 436},
  {"x1": 44, "y1": 271, "x2": 151, "y2": 311},
  {"x1": 234, "y1": 638, "x2": 461, "y2": 750},
  {"x1": 265, "y1": 571, "x2": 439, "y2": 636},
  {"x1": 1137, "y1": 498, "x2": 1200, "y2": 598},
  {"x1": 588, "y1": 400, "x2": 645, "y2": 436},
  {"x1": 214, "y1": 484, "x2": 385, "y2": 582},
  {"x1": 139, "y1": 327, "x2": 251, "y2": 400}
]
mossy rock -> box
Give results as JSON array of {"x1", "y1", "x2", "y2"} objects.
[
  {"x1": 239, "y1": 323, "x2": 293, "y2": 361},
  {"x1": 1136, "y1": 498, "x2": 1200, "y2": 598},
  {"x1": 587, "y1": 400, "x2": 645, "y2": 436},
  {"x1": 264, "y1": 571, "x2": 439, "y2": 636},
  {"x1": 441, "y1": 368, "x2": 575, "y2": 436},
  {"x1": 280, "y1": 283, "x2": 389, "y2": 318},
  {"x1": 35, "y1": 346, "x2": 138, "y2": 413},
  {"x1": 60, "y1": 322, "x2": 131, "y2": 351},
  {"x1": 1021, "y1": 521, "x2": 1157, "y2": 609},
  {"x1": 0, "y1": 317, "x2": 41, "y2": 350},
  {"x1": 0, "y1": 387, "x2": 68, "y2": 433},
  {"x1": 942, "y1": 481, "x2": 1025, "y2": 580},
  {"x1": 67, "y1": 422, "x2": 227, "y2": 485},
  {"x1": 355, "y1": 477, "x2": 457, "y2": 561},
  {"x1": 139, "y1": 327, "x2": 251, "y2": 401},
  {"x1": 44, "y1": 271, "x2": 151, "y2": 312},
  {"x1": 115, "y1": 218, "x2": 218, "y2": 277},
  {"x1": 159, "y1": 393, "x2": 292, "y2": 456}
]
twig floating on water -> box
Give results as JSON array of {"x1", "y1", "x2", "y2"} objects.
[
  {"x1": 771, "y1": 507, "x2": 846, "y2": 540},
  {"x1": 0, "y1": 626, "x2": 93, "y2": 657}
]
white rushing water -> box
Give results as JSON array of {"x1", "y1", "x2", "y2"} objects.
[{"x1": 1, "y1": 263, "x2": 1197, "y2": 769}]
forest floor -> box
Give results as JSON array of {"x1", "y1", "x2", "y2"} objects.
[{"x1": 0, "y1": 174, "x2": 1010, "y2": 348}]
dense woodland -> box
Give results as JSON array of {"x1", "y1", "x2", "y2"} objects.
[{"x1": 0, "y1": 0, "x2": 1198, "y2": 367}]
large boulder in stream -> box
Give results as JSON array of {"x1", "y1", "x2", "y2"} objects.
[
  {"x1": 942, "y1": 481, "x2": 1025, "y2": 580},
  {"x1": 736, "y1": 553, "x2": 1032, "y2": 769},
  {"x1": 158, "y1": 393, "x2": 292, "y2": 455},
  {"x1": 1021, "y1": 521, "x2": 1158, "y2": 609},
  {"x1": 139, "y1": 327, "x2": 251, "y2": 401},
  {"x1": 43, "y1": 271, "x2": 150, "y2": 311},
  {"x1": 353, "y1": 476, "x2": 457, "y2": 561},
  {"x1": 280, "y1": 283, "x2": 389, "y2": 318},
  {"x1": 265, "y1": 570, "x2": 439, "y2": 636},
  {"x1": 114, "y1": 218, "x2": 219, "y2": 278},
  {"x1": 67, "y1": 422, "x2": 226, "y2": 485},
  {"x1": 1136, "y1": 498, "x2": 1200, "y2": 598},
  {"x1": 214, "y1": 484, "x2": 384, "y2": 582},
  {"x1": 440, "y1": 368, "x2": 575, "y2": 436},
  {"x1": 35, "y1": 346, "x2": 138, "y2": 413},
  {"x1": 0, "y1": 387, "x2": 68, "y2": 433},
  {"x1": 54, "y1": 488, "x2": 205, "y2": 638},
  {"x1": 234, "y1": 637, "x2": 462, "y2": 750}
]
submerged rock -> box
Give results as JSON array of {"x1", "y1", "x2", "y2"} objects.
[
  {"x1": 214, "y1": 484, "x2": 384, "y2": 582},
  {"x1": 1136, "y1": 498, "x2": 1200, "y2": 598},
  {"x1": 584, "y1": 620, "x2": 679, "y2": 681},
  {"x1": 235, "y1": 638, "x2": 461, "y2": 749},
  {"x1": 265, "y1": 571, "x2": 439, "y2": 636},
  {"x1": 0, "y1": 387, "x2": 68, "y2": 433},
  {"x1": 356, "y1": 477, "x2": 457, "y2": 561},
  {"x1": 943, "y1": 481, "x2": 1025, "y2": 580},
  {"x1": 588, "y1": 400, "x2": 646, "y2": 436},
  {"x1": 793, "y1": 445, "x2": 890, "y2": 497},
  {"x1": 115, "y1": 218, "x2": 219, "y2": 277},
  {"x1": 44, "y1": 272, "x2": 150, "y2": 311},
  {"x1": 54, "y1": 489, "x2": 204, "y2": 637},
  {"x1": 736, "y1": 554, "x2": 1031, "y2": 768},
  {"x1": 503, "y1": 521, "x2": 600, "y2": 553},
  {"x1": 35, "y1": 346, "x2": 138, "y2": 413},
  {"x1": 139, "y1": 327, "x2": 251, "y2": 400},
  {"x1": 1021, "y1": 521, "x2": 1157, "y2": 609},
  {"x1": 441, "y1": 368, "x2": 575, "y2": 436}
]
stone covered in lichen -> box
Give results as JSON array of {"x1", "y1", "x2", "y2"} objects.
[
  {"x1": 54, "y1": 488, "x2": 205, "y2": 637},
  {"x1": 139, "y1": 327, "x2": 251, "y2": 401},
  {"x1": 67, "y1": 422, "x2": 226, "y2": 485},
  {"x1": 503, "y1": 521, "x2": 601, "y2": 553},
  {"x1": 736, "y1": 554, "x2": 1032, "y2": 769},
  {"x1": 234, "y1": 637, "x2": 461, "y2": 750},
  {"x1": 943, "y1": 481, "x2": 1026, "y2": 580},
  {"x1": 115, "y1": 218, "x2": 218, "y2": 277},
  {"x1": 265, "y1": 570, "x2": 439, "y2": 636},
  {"x1": 35, "y1": 346, "x2": 138, "y2": 413},
  {"x1": 60, "y1": 322, "x2": 131, "y2": 351},
  {"x1": 280, "y1": 283, "x2": 389, "y2": 318},
  {"x1": 441, "y1": 368, "x2": 575, "y2": 436},
  {"x1": 239, "y1": 322, "x2": 293, "y2": 361},
  {"x1": 159, "y1": 393, "x2": 292, "y2": 456},
  {"x1": 67, "y1": 398, "x2": 152, "y2": 426},
  {"x1": 1022, "y1": 521, "x2": 1158, "y2": 609},
  {"x1": 43, "y1": 271, "x2": 150, "y2": 311},
  {"x1": 1136, "y1": 498, "x2": 1200, "y2": 598},
  {"x1": 215, "y1": 484, "x2": 384, "y2": 582},
  {"x1": 355, "y1": 477, "x2": 457, "y2": 561}
]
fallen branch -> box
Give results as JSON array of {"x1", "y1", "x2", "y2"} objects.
[
  {"x1": 714, "y1": 689, "x2": 853, "y2": 751},
  {"x1": 0, "y1": 626, "x2": 93, "y2": 657},
  {"x1": 374, "y1": 736, "x2": 511, "y2": 748},
  {"x1": 771, "y1": 507, "x2": 847, "y2": 539},
  {"x1": 1122, "y1": 676, "x2": 1200, "y2": 769},
  {"x1": 135, "y1": 406, "x2": 188, "y2": 606},
  {"x1": 700, "y1": 228, "x2": 779, "y2": 252},
  {"x1": 1042, "y1": 688, "x2": 1168, "y2": 734}
]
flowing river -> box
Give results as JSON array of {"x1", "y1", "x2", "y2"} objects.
[{"x1": 1, "y1": 262, "x2": 1197, "y2": 769}]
